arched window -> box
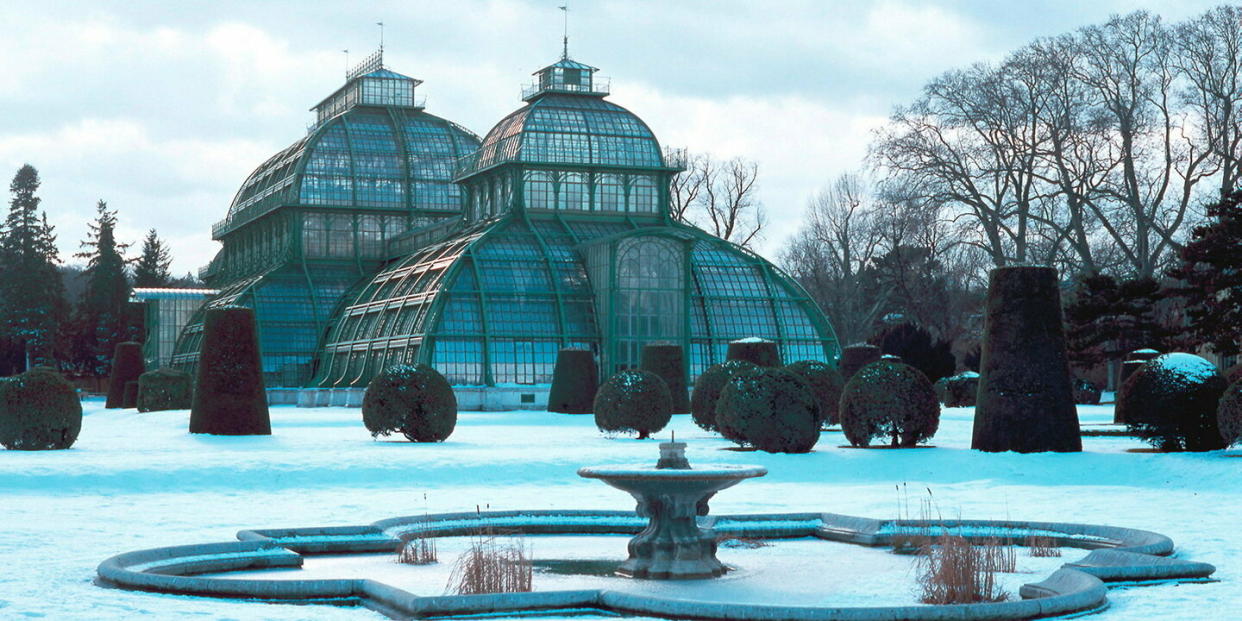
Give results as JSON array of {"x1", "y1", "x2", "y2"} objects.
[
  {"x1": 523, "y1": 170, "x2": 555, "y2": 209},
  {"x1": 559, "y1": 172, "x2": 589, "y2": 211},
  {"x1": 629, "y1": 175, "x2": 657, "y2": 213},
  {"x1": 595, "y1": 173, "x2": 625, "y2": 212}
]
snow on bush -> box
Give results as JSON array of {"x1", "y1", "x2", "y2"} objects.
[
  {"x1": 726, "y1": 338, "x2": 781, "y2": 367},
  {"x1": 593, "y1": 369, "x2": 671, "y2": 439},
  {"x1": 716, "y1": 366, "x2": 820, "y2": 453},
  {"x1": 690, "y1": 360, "x2": 758, "y2": 432},
  {"x1": 362, "y1": 364, "x2": 457, "y2": 442},
  {"x1": 1117, "y1": 353, "x2": 1227, "y2": 452},
  {"x1": 839, "y1": 359, "x2": 939, "y2": 448}
]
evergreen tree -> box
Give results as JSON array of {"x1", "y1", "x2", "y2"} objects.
[
  {"x1": 1065, "y1": 273, "x2": 1169, "y2": 369},
  {"x1": 0, "y1": 165, "x2": 67, "y2": 370},
  {"x1": 1168, "y1": 190, "x2": 1242, "y2": 356},
  {"x1": 73, "y1": 200, "x2": 132, "y2": 376},
  {"x1": 132, "y1": 228, "x2": 172, "y2": 288}
]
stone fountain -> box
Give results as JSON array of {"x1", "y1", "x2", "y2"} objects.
[{"x1": 577, "y1": 436, "x2": 766, "y2": 579}]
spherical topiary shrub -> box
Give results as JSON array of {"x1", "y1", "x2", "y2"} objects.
[
  {"x1": 190, "y1": 306, "x2": 270, "y2": 436},
  {"x1": 972, "y1": 266, "x2": 1081, "y2": 453},
  {"x1": 105, "y1": 341, "x2": 144, "y2": 409},
  {"x1": 1072, "y1": 378, "x2": 1101, "y2": 405},
  {"x1": 122, "y1": 381, "x2": 139, "y2": 409},
  {"x1": 838, "y1": 344, "x2": 881, "y2": 381},
  {"x1": 783, "y1": 360, "x2": 844, "y2": 427},
  {"x1": 716, "y1": 367, "x2": 819, "y2": 453},
  {"x1": 641, "y1": 344, "x2": 689, "y2": 413},
  {"x1": 690, "y1": 360, "x2": 759, "y2": 432},
  {"x1": 362, "y1": 364, "x2": 457, "y2": 442},
  {"x1": 137, "y1": 368, "x2": 193, "y2": 412},
  {"x1": 1117, "y1": 353, "x2": 1227, "y2": 452},
  {"x1": 547, "y1": 348, "x2": 598, "y2": 414},
  {"x1": 1217, "y1": 381, "x2": 1242, "y2": 448},
  {"x1": 593, "y1": 370, "x2": 672, "y2": 439},
  {"x1": 839, "y1": 360, "x2": 939, "y2": 448},
  {"x1": 726, "y1": 338, "x2": 781, "y2": 367},
  {"x1": 941, "y1": 372, "x2": 979, "y2": 407},
  {"x1": 1225, "y1": 364, "x2": 1242, "y2": 386},
  {"x1": 0, "y1": 368, "x2": 82, "y2": 450}
]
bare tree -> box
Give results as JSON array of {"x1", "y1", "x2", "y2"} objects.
[
  {"x1": 667, "y1": 149, "x2": 767, "y2": 249},
  {"x1": 1173, "y1": 5, "x2": 1242, "y2": 196}
]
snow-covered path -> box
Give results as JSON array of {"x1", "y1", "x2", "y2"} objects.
[{"x1": 0, "y1": 399, "x2": 1237, "y2": 619}]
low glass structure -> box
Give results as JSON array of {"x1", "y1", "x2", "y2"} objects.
[
  {"x1": 312, "y1": 54, "x2": 839, "y2": 388},
  {"x1": 130, "y1": 288, "x2": 217, "y2": 370}
]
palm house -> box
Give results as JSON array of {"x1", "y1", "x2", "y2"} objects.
[{"x1": 167, "y1": 49, "x2": 840, "y2": 408}]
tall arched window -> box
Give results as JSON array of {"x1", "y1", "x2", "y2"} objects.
[
  {"x1": 610, "y1": 236, "x2": 685, "y2": 372},
  {"x1": 523, "y1": 170, "x2": 555, "y2": 209},
  {"x1": 559, "y1": 172, "x2": 589, "y2": 211},
  {"x1": 629, "y1": 175, "x2": 657, "y2": 213},
  {"x1": 595, "y1": 173, "x2": 625, "y2": 212}
]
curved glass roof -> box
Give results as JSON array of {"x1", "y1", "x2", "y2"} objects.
[
  {"x1": 460, "y1": 94, "x2": 665, "y2": 178},
  {"x1": 216, "y1": 108, "x2": 479, "y2": 238},
  {"x1": 313, "y1": 215, "x2": 838, "y2": 388}
]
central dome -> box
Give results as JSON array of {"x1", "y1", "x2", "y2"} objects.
[{"x1": 462, "y1": 94, "x2": 665, "y2": 176}]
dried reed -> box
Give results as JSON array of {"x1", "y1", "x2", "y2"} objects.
[
  {"x1": 396, "y1": 531, "x2": 437, "y2": 565},
  {"x1": 1025, "y1": 535, "x2": 1062, "y2": 557},
  {"x1": 915, "y1": 534, "x2": 1009, "y2": 604},
  {"x1": 446, "y1": 536, "x2": 533, "y2": 595}
]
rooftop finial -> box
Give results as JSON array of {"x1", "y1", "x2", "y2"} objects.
[
  {"x1": 559, "y1": 4, "x2": 569, "y2": 59},
  {"x1": 342, "y1": 49, "x2": 350, "y2": 79},
  {"x1": 377, "y1": 21, "x2": 385, "y2": 54}
]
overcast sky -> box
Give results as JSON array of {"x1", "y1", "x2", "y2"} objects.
[{"x1": 0, "y1": 0, "x2": 1225, "y2": 275}]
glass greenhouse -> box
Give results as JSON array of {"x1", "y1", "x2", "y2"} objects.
[{"x1": 169, "y1": 50, "x2": 840, "y2": 398}]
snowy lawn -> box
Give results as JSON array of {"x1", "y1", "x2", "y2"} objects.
[{"x1": 0, "y1": 399, "x2": 1238, "y2": 619}]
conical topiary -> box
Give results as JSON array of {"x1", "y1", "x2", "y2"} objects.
[
  {"x1": 972, "y1": 266, "x2": 1081, "y2": 453},
  {"x1": 640, "y1": 344, "x2": 689, "y2": 413},
  {"x1": 122, "y1": 381, "x2": 139, "y2": 409},
  {"x1": 105, "y1": 341, "x2": 144, "y2": 409},
  {"x1": 725, "y1": 338, "x2": 781, "y2": 367},
  {"x1": 547, "y1": 348, "x2": 598, "y2": 414},
  {"x1": 189, "y1": 306, "x2": 270, "y2": 435},
  {"x1": 690, "y1": 359, "x2": 759, "y2": 431},
  {"x1": 838, "y1": 344, "x2": 881, "y2": 380},
  {"x1": 137, "y1": 368, "x2": 193, "y2": 412}
]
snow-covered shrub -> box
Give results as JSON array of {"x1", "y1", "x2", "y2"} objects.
[
  {"x1": 547, "y1": 348, "x2": 597, "y2": 414},
  {"x1": 189, "y1": 306, "x2": 270, "y2": 436},
  {"x1": 641, "y1": 344, "x2": 689, "y2": 413},
  {"x1": 940, "y1": 372, "x2": 979, "y2": 408},
  {"x1": 715, "y1": 367, "x2": 820, "y2": 453},
  {"x1": 105, "y1": 341, "x2": 144, "y2": 409},
  {"x1": 1117, "y1": 353, "x2": 1227, "y2": 452},
  {"x1": 838, "y1": 343, "x2": 881, "y2": 380},
  {"x1": 1217, "y1": 381, "x2": 1242, "y2": 447},
  {"x1": 362, "y1": 364, "x2": 457, "y2": 442},
  {"x1": 839, "y1": 359, "x2": 939, "y2": 448},
  {"x1": 137, "y1": 368, "x2": 192, "y2": 412},
  {"x1": 690, "y1": 359, "x2": 758, "y2": 432},
  {"x1": 973, "y1": 266, "x2": 1080, "y2": 453},
  {"x1": 725, "y1": 337, "x2": 781, "y2": 367},
  {"x1": 1072, "y1": 378, "x2": 1101, "y2": 405},
  {"x1": 0, "y1": 367, "x2": 82, "y2": 450},
  {"x1": 593, "y1": 370, "x2": 672, "y2": 439},
  {"x1": 783, "y1": 360, "x2": 844, "y2": 427}
]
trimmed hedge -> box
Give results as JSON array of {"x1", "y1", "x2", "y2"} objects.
[
  {"x1": 690, "y1": 359, "x2": 759, "y2": 432},
  {"x1": 547, "y1": 348, "x2": 598, "y2": 414},
  {"x1": 726, "y1": 338, "x2": 781, "y2": 367},
  {"x1": 189, "y1": 306, "x2": 270, "y2": 436},
  {"x1": 1218, "y1": 380, "x2": 1242, "y2": 448},
  {"x1": 105, "y1": 341, "x2": 144, "y2": 409},
  {"x1": 839, "y1": 360, "x2": 939, "y2": 448},
  {"x1": 838, "y1": 344, "x2": 881, "y2": 380},
  {"x1": 1073, "y1": 378, "x2": 1101, "y2": 405},
  {"x1": 940, "y1": 372, "x2": 979, "y2": 407},
  {"x1": 1117, "y1": 353, "x2": 1227, "y2": 452},
  {"x1": 593, "y1": 370, "x2": 672, "y2": 439},
  {"x1": 0, "y1": 368, "x2": 82, "y2": 450},
  {"x1": 122, "y1": 381, "x2": 139, "y2": 409},
  {"x1": 641, "y1": 344, "x2": 689, "y2": 413},
  {"x1": 783, "y1": 360, "x2": 844, "y2": 427},
  {"x1": 362, "y1": 364, "x2": 457, "y2": 442},
  {"x1": 716, "y1": 366, "x2": 819, "y2": 453},
  {"x1": 972, "y1": 266, "x2": 1081, "y2": 453},
  {"x1": 137, "y1": 368, "x2": 193, "y2": 412}
]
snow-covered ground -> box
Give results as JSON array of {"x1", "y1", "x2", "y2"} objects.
[{"x1": 0, "y1": 399, "x2": 1237, "y2": 619}]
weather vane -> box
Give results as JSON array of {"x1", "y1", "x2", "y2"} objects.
[
  {"x1": 377, "y1": 21, "x2": 385, "y2": 52},
  {"x1": 559, "y1": 4, "x2": 569, "y2": 59},
  {"x1": 342, "y1": 49, "x2": 350, "y2": 79}
]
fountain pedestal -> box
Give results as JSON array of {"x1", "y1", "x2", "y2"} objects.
[{"x1": 578, "y1": 441, "x2": 766, "y2": 579}]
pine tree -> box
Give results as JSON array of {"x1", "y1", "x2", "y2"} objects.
[
  {"x1": 0, "y1": 165, "x2": 67, "y2": 370},
  {"x1": 133, "y1": 228, "x2": 172, "y2": 288},
  {"x1": 1168, "y1": 189, "x2": 1242, "y2": 356},
  {"x1": 1065, "y1": 273, "x2": 1169, "y2": 370},
  {"x1": 73, "y1": 200, "x2": 132, "y2": 376}
]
